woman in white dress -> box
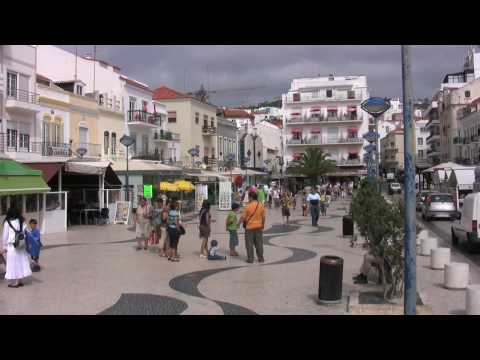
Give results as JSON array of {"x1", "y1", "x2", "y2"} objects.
[{"x1": 2, "y1": 207, "x2": 32, "y2": 288}]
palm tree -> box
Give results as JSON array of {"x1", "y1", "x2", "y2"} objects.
[{"x1": 287, "y1": 148, "x2": 336, "y2": 184}]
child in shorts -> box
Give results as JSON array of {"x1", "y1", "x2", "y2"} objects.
[
  {"x1": 226, "y1": 203, "x2": 240, "y2": 256},
  {"x1": 25, "y1": 219, "x2": 43, "y2": 272}
]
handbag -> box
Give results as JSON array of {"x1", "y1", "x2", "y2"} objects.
[
  {"x1": 6, "y1": 219, "x2": 26, "y2": 250},
  {"x1": 178, "y1": 224, "x2": 186, "y2": 236},
  {"x1": 243, "y1": 202, "x2": 259, "y2": 229}
]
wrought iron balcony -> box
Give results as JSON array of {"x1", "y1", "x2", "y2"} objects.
[{"x1": 127, "y1": 110, "x2": 161, "y2": 126}]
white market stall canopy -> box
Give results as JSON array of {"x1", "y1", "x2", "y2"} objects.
[
  {"x1": 448, "y1": 168, "x2": 475, "y2": 190},
  {"x1": 65, "y1": 161, "x2": 112, "y2": 175},
  {"x1": 111, "y1": 160, "x2": 183, "y2": 174},
  {"x1": 222, "y1": 167, "x2": 268, "y2": 176},
  {"x1": 422, "y1": 162, "x2": 474, "y2": 174},
  {"x1": 184, "y1": 170, "x2": 230, "y2": 182}
]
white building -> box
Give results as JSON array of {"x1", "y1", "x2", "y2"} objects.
[
  {"x1": 0, "y1": 45, "x2": 43, "y2": 160},
  {"x1": 252, "y1": 107, "x2": 282, "y2": 125},
  {"x1": 36, "y1": 45, "x2": 180, "y2": 164},
  {"x1": 255, "y1": 120, "x2": 282, "y2": 174},
  {"x1": 415, "y1": 118, "x2": 429, "y2": 168},
  {"x1": 281, "y1": 74, "x2": 369, "y2": 180}
]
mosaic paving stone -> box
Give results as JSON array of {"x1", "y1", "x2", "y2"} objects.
[{"x1": 99, "y1": 293, "x2": 188, "y2": 315}]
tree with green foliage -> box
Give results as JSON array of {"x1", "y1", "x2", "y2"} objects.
[
  {"x1": 287, "y1": 148, "x2": 336, "y2": 185},
  {"x1": 351, "y1": 179, "x2": 405, "y2": 300}
]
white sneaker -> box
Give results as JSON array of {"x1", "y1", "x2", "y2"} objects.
[{"x1": 200, "y1": 254, "x2": 207, "y2": 258}]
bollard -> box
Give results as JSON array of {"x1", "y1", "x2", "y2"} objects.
[
  {"x1": 444, "y1": 262, "x2": 469, "y2": 289},
  {"x1": 318, "y1": 256, "x2": 343, "y2": 305},
  {"x1": 466, "y1": 285, "x2": 480, "y2": 315},
  {"x1": 430, "y1": 247, "x2": 451, "y2": 270},
  {"x1": 420, "y1": 237, "x2": 437, "y2": 256},
  {"x1": 417, "y1": 229, "x2": 429, "y2": 246}
]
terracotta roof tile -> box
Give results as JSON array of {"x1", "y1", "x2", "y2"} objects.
[
  {"x1": 224, "y1": 109, "x2": 253, "y2": 119},
  {"x1": 153, "y1": 86, "x2": 190, "y2": 100}
]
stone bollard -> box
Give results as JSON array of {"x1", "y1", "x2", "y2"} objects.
[
  {"x1": 420, "y1": 237, "x2": 438, "y2": 256},
  {"x1": 444, "y1": 262, "x2": 469, "y2": 289},
  {"x1": 417, "y1": 229, "x2": 429, "y2": 246},
  {"x1": 466, "y1": 285, "x2": 480, "y2": 315},
  {"x1": 430, "y1": 248, "x2": 451, "y2": 270}
]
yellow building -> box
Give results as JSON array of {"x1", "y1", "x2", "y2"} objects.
[{"x1": 97, "y1": 104, "x2": 126, "y2": 161}]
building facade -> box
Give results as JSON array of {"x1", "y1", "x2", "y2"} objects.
[
  {"x1": 153, "y1": 86, "x2": 218, "y2": 170},
  {"x1": 281, "y1": 74, "x2": 369, "y2": 178},
  {"x1": 216, "y1": 110, "x2": 239, "y2": 172},
  {"x1": 0, "y1": 45, "x2": 42, "y2": 159},
  {"x1": 454, "y1": 96, "x2": 480, "y2": 165},
  {"x1": 380, "y1": 129, "x2": 404, "y2": 174}
]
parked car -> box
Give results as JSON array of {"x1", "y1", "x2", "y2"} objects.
[
  {"x1": 451, "y1": 192, "x2": 480, "y2": 252},
  {"x1": 416, "y1": 191, "x2": 431, "y2": 211},
  {"x1": 421, "y1": 193, "x2": 457, "y2": 221},
  {"x1": 388, "y1": 182, "x2": 402, "y2": 195}
]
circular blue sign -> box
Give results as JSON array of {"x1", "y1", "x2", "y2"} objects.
[{"x1": 361, "y1": 97, "x2": 391, "y2": 117}]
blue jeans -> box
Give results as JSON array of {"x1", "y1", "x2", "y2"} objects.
[{"x1": 310, "y1": 206, "x2": 319, "y2": 226}]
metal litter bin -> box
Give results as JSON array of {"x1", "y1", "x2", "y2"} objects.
[
  {"x1": 318, "y1": 256, "x2": 344, "y2": 305},
  {"x1": 342, "y1": 215, "x2": 353, "y2": 236}
]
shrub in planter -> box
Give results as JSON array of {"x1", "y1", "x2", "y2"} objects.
[{"x1": 351, "y1": 179, "x2": 406, "y2": 300}]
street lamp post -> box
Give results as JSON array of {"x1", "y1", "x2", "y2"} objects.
[
  {"x1": 120, "y1": 135, "x2": 135, "y2": 202},
  {"x1": 401, "y1": 45, "x2": 417, "y2": 315}
]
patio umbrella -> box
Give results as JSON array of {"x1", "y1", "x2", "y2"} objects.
[{"x1": 174, "y1": 180, "x2": 194, "y2": 192}]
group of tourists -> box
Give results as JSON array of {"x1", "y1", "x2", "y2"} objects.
[
  {"x1": 1, "y1": 207, "x2": 43, "y2": 288},
  {"x1": 134, "y1": 194, "x2": 185, "y2": 262}
]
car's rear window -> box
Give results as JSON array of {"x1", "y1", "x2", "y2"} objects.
[{"x1": 430, "y1": 194, "x2": 453, "y2": 202}]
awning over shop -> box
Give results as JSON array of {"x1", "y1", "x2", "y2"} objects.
[
  {"x1": 327, "y1": 107, "x2": 338, "y2": 112},
  {"x1": 0, "y1": 158, "x2": 50, "y2": 195},
  {"x1": 23, "y1": 162, "x2": 64, "y2": 183},
  {"x1": 184, "y1": 170, "x2": 230, "y2": 182},
  {"x1": 222, "y1": 167, "x2": 268, "y2": 176},
  {"x1": 111, "y1": 160, "x2": 183, "y2": 174},
  {"x1": 311, "y1": 108, "x2": 321, "y2": 112},
  {"x1": 65, "y1": 161, "x2": 111, "y2": 175}
]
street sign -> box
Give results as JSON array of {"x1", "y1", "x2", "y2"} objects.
[
  {"x1": 362, "y1": 131, "x2": 379, "y2": 143},
  {"x1": 361, "y1": 97, "x2": 391, "y2": 117},
  {"x1": 143, "y1": 184, "x2": 153, "y2": 199}
]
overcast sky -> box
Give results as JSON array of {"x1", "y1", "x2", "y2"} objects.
[{"x1": 59, "y1": 45, "x2": 473, "y2": 107}]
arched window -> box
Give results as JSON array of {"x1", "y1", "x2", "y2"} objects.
[
  {"x1": 42, "y1": 115, "x2": 51, "y2": 145},
  {"x1": 111, "y1": 132, "x2": 116, "y2": 155},
  {"x1": 104, "y1": 131, "x2": 110, "y2": 155}
]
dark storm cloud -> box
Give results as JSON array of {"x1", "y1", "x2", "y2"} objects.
[{"x1": 59, "y1": 45, "x2": 471, "y2": 107}]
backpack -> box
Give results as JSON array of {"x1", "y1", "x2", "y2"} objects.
[{"x1": 6, "y1": 219, "x2": 26, "y2": 251}]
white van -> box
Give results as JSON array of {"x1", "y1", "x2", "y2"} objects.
[{"x1": 451, "y1": 192, "x2": 480, "y2": 252}]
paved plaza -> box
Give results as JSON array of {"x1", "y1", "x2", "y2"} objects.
[{"x1": 1, "y1": 197, "x2": 479, "y2": 315}]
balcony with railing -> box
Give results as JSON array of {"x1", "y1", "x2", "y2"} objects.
[
  {"x1": 286, "y1": 136, "x2": 363, "y2": 146},
  {"x1": 0, "y1": 134, "x2": 72, "y2": 157},
  {"x1": 70, "y1": 142, "x2": 102, "y2": 158},
  {"x1": 426, "y1": 131, "x2": 441, "y2": 141},
  {"x1": 285, "y1": 91, "x2": 361, "y2": 104},
  {"x1": 286, "y1": 115, "x2": 362, "y2": 125},
  {"x1": 5, "y1": 88, "x2": 41, "y2": 113},
  {"x1": 153, "y1": 130, "x2": 181, "y2": 142},
  {"x1": 127, "y1": 110, "x2": 161, "y2": 127},
  {"x1": 202, "y1": 126, "x2": 217, "y2": 135}
]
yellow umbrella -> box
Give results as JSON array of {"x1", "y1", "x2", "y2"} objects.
[
  {"x1": 174, "y1": 180, "x2": 194, "y2": 192},
  {"x1": 167, "y1": 183, "x2": 179, "y2": 192},
  {"x1": 160, "y1": 182, "x2": 172, "y2": 191}
]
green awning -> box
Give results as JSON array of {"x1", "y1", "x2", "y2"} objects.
[{"x1": 0, "y1": 159, "x2": 51, "y2": 195}]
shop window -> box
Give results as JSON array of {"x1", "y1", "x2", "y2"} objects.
[{"x1": 326, "y1": 89, "x2": 332, "y2": 98}]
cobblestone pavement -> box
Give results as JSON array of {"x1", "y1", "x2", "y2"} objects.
[{"x1": 1, "y1": 197, "x2": 474, "y2": 315}]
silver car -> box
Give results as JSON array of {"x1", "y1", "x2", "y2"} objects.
[{"x1": 421, "y1": 193, "x2": 456, "y2": 221}]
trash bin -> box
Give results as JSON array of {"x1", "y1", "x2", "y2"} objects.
[
  {"x1": 318, "y1": 256, "x2": 344, "y2": 305},
  {"x1": 342, "y1": 215, "x2": 353, "y2": 236}
]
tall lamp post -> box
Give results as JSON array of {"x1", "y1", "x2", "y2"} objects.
[
  {"x1": 401, "y1": 45, "x2": 416, "y2": 315},
  {"x1": 361, "y1": 97, "x2": 391, "y2": 187},
  {"x1": 120, "y1": 135, "x2": 135, "y2": 202}
]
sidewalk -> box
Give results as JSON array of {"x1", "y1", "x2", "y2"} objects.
[{"x1": 1, "y1": 197, "x2": 471, "y2": 314}]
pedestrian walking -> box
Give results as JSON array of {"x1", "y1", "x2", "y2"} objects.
[
  {"x1": 153, "y1": 200, "x2": 169, "y2": 257},
  {"x1": 25, "y1": 219, "x2": 42, "y2": 272},
  {"x1": 239, "y1": 191, "x2": 266, "y2": 264},
  {"x1": 135, "y1": 197, "x2": 152, "y2": 251},
  {"x1": 307, "y1": 187, "x2": 320, "y2": 226},
  {"x1": 226, "y1": 203, "x2": 240, "y2": 256},
  {"x1": 281, "y1": 192, "x2": 292, "y2": 225},
  {"x1": 320, "y1": 191, "x2": 328, "y2": 216},
  {"x1": 2, "y1": 207, "x2": 32, "y2": 288},
  {"x1": 273, "y1": 188, "x2": 280, "y2": 208},
  {"x1": 257, "y1": 185, "x2": 266, "y2": 205},
  {"x1": 292, "y1": 191, "x2": 297, "y2": 211},
  {"x1": 166, "y1": 202, "x2": 183, "y2": 262},
  {"x1": 199, "y1": 200, "x2": 211, "y2": 258}
]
